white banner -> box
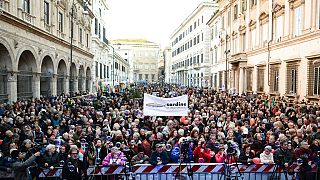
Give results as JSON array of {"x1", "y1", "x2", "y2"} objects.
[{"x1": 143, "y1": 93, "x2": 188, "y2": 116}]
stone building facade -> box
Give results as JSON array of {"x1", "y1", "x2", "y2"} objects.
[
  {"x1": 0, "y1": 0, "x2": 94, "y2": 103},
  {"x1": 169, "y1": 2, "x2": 218, "y2": 88},
  {"x1": 208, "y1": 0, "x2": 320, "y2": 101}
]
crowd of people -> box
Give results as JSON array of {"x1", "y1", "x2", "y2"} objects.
[{"x1": 0, "y1": 83, "x2": 319, "y2": 179}]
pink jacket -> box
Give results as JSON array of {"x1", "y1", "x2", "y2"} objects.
[{"x1": 102, "y1": 152, "x2": 125, "y2": 166}]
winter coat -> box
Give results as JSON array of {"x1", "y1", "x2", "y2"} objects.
[
  {"x1": 260, "y1": 152, "x2": 274, "y2": 164},
  {"x1": 12, "y1": 155, "x2": 37, "y2": 180},
  {"x1": 102, "y1": 151, "x2": 125, "y2": 166},
  {"x1": 193, "y1": 146, "x2": 212, "y2": 163}
]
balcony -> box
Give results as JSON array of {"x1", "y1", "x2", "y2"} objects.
[
  {"x1": 18, "y1": 8, "x2": 35, "y2": 25},
  {"x1": 44, "y1": 23, "x2": 52, "y2": 33},
  {"x1": 193, "y1": 63, "x2": 201, "y2": 69},
  {"x1": 0, "y1": 0, "x2": 9, "y2": 12}
]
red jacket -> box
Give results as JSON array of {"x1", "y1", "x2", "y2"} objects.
[{"x1": 193, "y1": 146, "x2": 212, "y2": 163}]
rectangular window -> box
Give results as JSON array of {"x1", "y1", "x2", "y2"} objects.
[
  {"x1": 100, "y1": 63, "x2": 102, "y2": 78},
  {"x1": 197, "y1": 35, "x2": 200, "y2": 44},
  {"x1": 103, "y1": 27, "x2": 106, "y2": 41},
  {"x1": 44, "y1": 1, "x2": 49, "y2": 24},
  {"x1": 104, "y1": 65, "x2": 106, "y2": 78},
  {"x1": 246, "y1": 68, "x2": 253, "y2": 91},
  {"x1": 242, "y1": 33, "x2": 246, "y2": 51},
  {"x1": 145, "y1": 74, "x2": 149, "y2": 80},
  {"x1": 262, "y1": 23, "x2": 268, "y2": 44},
  {"x1": 214, "y1": 74, "x2": 217, "y2": 89},
  {"x1": 294, "y1": 6, "x2": 302, "y2": 36},
  {"x1": 275, "y1": 16, "x2": 283, "y2": 41},
  {"x1": 95, "y1": 62, "x2": 98, "y2": 77},
  {"x1": 79, "y1": 28, "x2": 83, "y2": 44},
  {"x1": 270, "y1": 66, "x2": 280, "y2": 92},
  {"x1": 214, "y1": 47, "x2": 218, "y2": 63},
  {"x1": 241, "y1": 0, "x2": 247, "y2": 13},
  {"x1": 151, "y1": 64, "x2": 155, "y2": 70},
  {"x1": 107, "y1": 66, "x2": 109, "y2": 78},
  {"x1": 145, "y1": 64, "x2": 148, "y2": 70},
  {"x1": 234, "y1": 5, "x2": 238, "y2": 20},
  {"x1": 201, "y1": 54, "x2": 203, "y2": 63},
  {"x1": 151, "y1": 74, "x2": 155, "y2": 81},
  {"x1": 290, "y1": 69, "x2": 297, "y2": 93},
  {"x1": 95, "y1": 18, "x2": 98, "y2": 35},
  {"x1": 139, "y1": 74, "x2": 142, "y2": 80},
  {"x1": 314, "y1": 67, "x2": 320, "y2": 95},
  {"x1": 86, "y1": 34, "x2": 89, "y2": 47},
  {"x1": 58, "y1": 12, "x2": 63, "y2": 32},
  {"x1": 251, "y1": 29, "x2": 256, "y2": 48},
  {"x1": 257, "y1": 68, "x2": 264, "y2": 91},
  {"x1": 98, "y1": 23, "x2": 101, "y2": 38},
  {"x1": 24, "y1": 0, "x2": 30, "y2": 13}
]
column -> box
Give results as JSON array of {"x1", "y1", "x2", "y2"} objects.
[
  {"x1": 65, "y1": 77, "x2": 69, "y2": 94},
  {"x1": 7, "y1": 73, "x2": 17, "y2": 103},
  {"x1": 51, "y1": 76, "x2": 57, "y2": 96},
  {"x1": 74, "y1": 78, "x2": 78, "y2": 93},
  {"x1": 239, "y1": 67, "x2": 244, "y2": 95},
  {"x1": 32, "y1": 75, "x2": 40, "y2": 99}
]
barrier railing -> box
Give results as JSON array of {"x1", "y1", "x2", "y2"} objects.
[{"x1": 0, "y1": 163, "x2": 318, "y2": 180}]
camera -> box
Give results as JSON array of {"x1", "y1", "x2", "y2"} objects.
[
  {"x1": 226, "y1": 142, "x2": 237, "y2": 155},
  {"x1": 181, "y1": 138, "x2": 194, "y2": 154}
]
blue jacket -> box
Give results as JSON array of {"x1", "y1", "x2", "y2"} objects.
[{"x1": 170, "y1": 144, "x2": 193, "y2": 163}]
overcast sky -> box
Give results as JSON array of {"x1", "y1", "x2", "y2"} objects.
[{"x1": 107, "y1": 0, "x2": 208, "y2": 48}]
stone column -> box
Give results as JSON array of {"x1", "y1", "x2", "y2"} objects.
[
  {"x1": 32, "y1": 75, "x2": 40, "y2": 99},
  {"x1": 65, "y1": 77, "x2": 69, "y2": 95},
  {"x1": 7, "y1": 73, "x2": 17, "y2": 103},
  {"x1": 74, "y1": 78, "x2": 78, "y2": 94},
  {"x1": 239, "y1": 67, "x2": 244, "y2": 95},
  {"x1": 51, "y1": 76, "x2": 57, "y2": 96}
]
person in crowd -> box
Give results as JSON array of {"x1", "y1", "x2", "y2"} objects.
[
  {"x1": 215, "y1": 146, "x2": 227, "y2": 163},
  {"x1": 260, "y1": 145, "x2": 274, "y2": 164},
  {"x1": 102, "y1": 147, "x2": 125, "y2": 166},
  {"x1": 238, "y1": 144, "x2": 255, "y2": 164},
  {"x1": 149, "y1": 143, "x2": 170, "y2": 166},
  {"x1": 132, "y1": 146, "x2": 149, "y2": 165},
  {"x1": 170, "y1": 137, "x2": 193, "y2": 163},
  {"x1": 274, "y1": 140, "x2": 293, "y2": 167},
  {"x1": 62, "y1": 145, "x2": 86, "y2": 180},
  {"x1": 41, "y1": 144, "x2": 59, "y2": 169},
  {"x1": 11, "y1": 149, "x2": 41, "y2": 180},
  {"x1": 294, "y1": 140, "x2": 315, "y2": 180},
  {"x1": 193, "y1": 138, "x2": 212, "y2": 163}
]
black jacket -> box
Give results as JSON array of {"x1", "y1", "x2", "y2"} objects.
[{"x1": 62, "y1": 158, "x2": 86, "y2": 180}]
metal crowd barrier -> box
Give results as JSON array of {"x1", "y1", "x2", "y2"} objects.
[{"x1": 0, "y1": 163, "x2": 318, "y2": 180}]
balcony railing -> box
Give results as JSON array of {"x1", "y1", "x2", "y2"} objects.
[{"x1": 0, "y1": 0, "x2": 9, "y2": 12}]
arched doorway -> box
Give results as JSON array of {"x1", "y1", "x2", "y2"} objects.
[
  {"x1": 0, "y1": 43, "x2": 12, "y2": 103},
  {"x1": 17, "y1": 50, "x2": 37, "y2": 100},
  {"x1": 57, "y1": 60, "x2": 67, "y2": 95},
  {"x1": 78, "y1": 65, "x2": 85, "y2": 93},
  {"x1": 86, "y1": 67, "x2": 91, "y2": 92},
  {"x1": 40, "y1": 56, "x2": 54, "y2": 97},
  {"x1": 69, "y1": 63, "x2": 77, "y2": 96}
]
